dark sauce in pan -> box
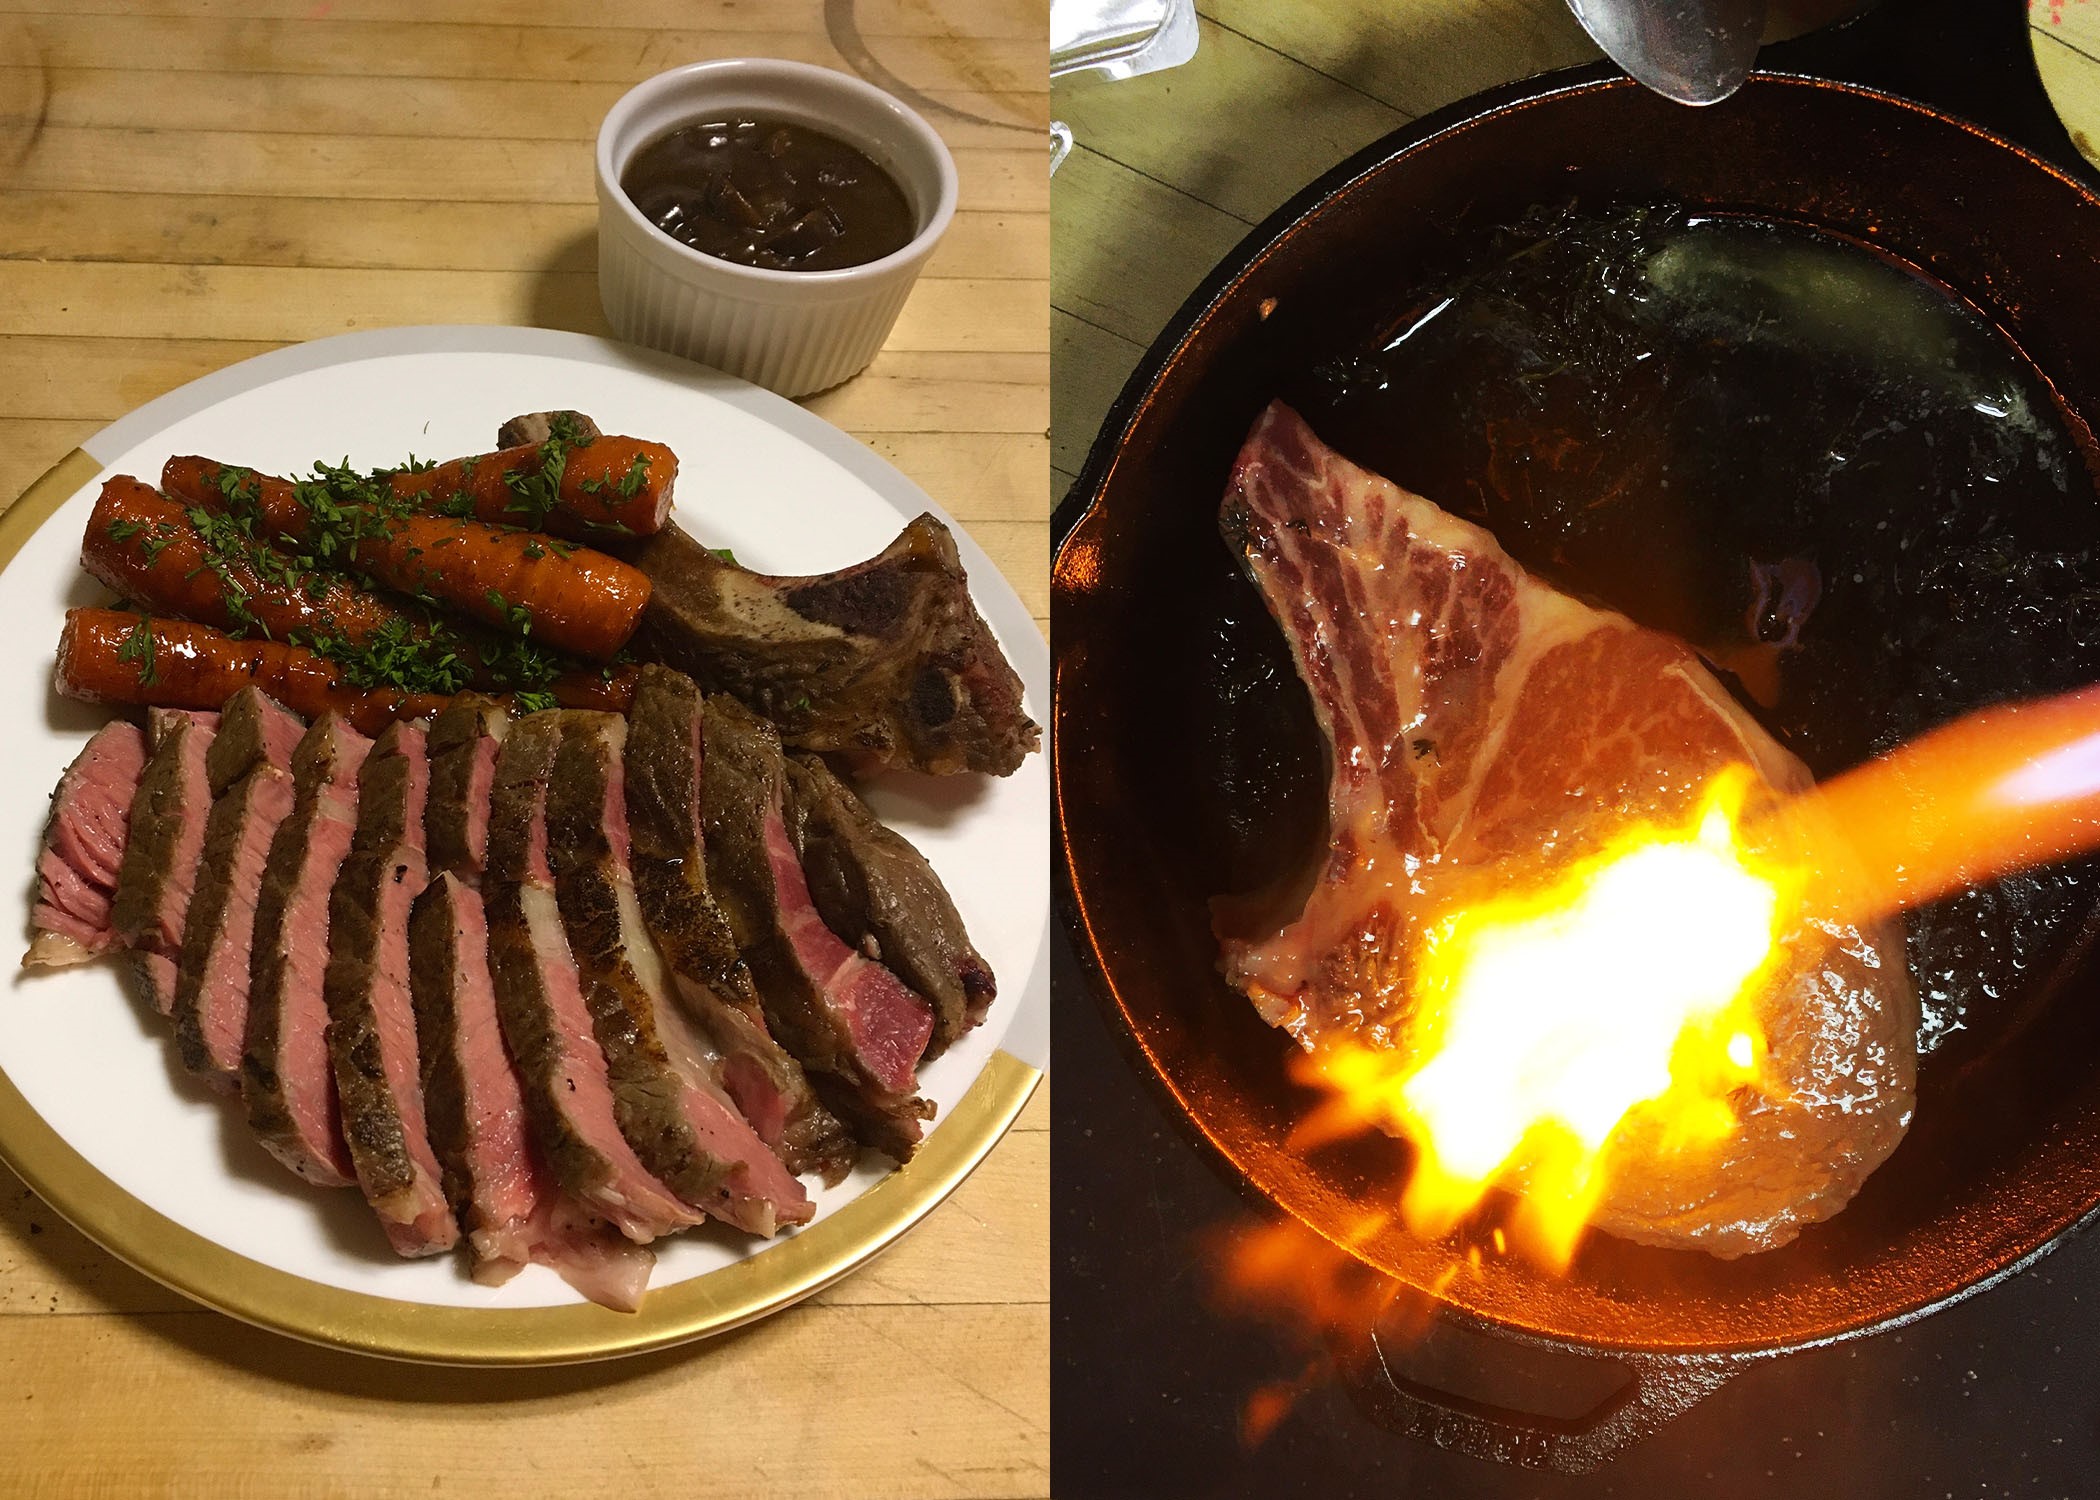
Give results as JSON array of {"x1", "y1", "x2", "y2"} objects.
[
  {"x1": 1262, "y1": 204, "x2": 2100, "y2": 1062},
  {"x1": 622, "y1": 117, "x2": 916, "y2": 272}
]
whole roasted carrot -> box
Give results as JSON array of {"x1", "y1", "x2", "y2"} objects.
[
  {"x1": 82, "y1": 475, "x2": 412, "y2": 645},
  {"x1": 384, "y1": 433, "x2": 677, "y2": 538},
  {"x1": 86, "y1": 474, "x2": 644, "y2": 708},
  {"x1": 160, "y1": 456, "x2": 651, "y2": 661},
  {"x1": 57, "y1": 609, "x2": 452, "y2": 736},
  {"x1": 55, "y1": 610, "x2": 640, "y2": 732}
]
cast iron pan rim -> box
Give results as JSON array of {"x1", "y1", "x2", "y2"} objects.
[
  {"x1": 1050, "y1": 65, "x2": 2100, "y2": 554},
  {"x1": 1050, "y1": 61, "x2": 2100, "y2": 1359}
]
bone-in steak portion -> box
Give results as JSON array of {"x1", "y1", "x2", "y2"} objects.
[
  {"x1": 549, "y1": 711, "x2": 813, "y2": 1235},
  {"x1": 28, "y1": 720, "x2": 147, "y2": 968},
  {"x1": 786, "y1": 751, "x2": 994, "y2": 1058},
  {"x1": 625, "y1": 665, "x2": 855, "y2": 1183},
  {"x1": 245, "y1": 712, "x2": 368, "y2": 1189},
  {"x1": 483, "y1": 712, "x2": 704, "y2": 1244},
  {"x1": 632, "y1": 517, "x2": 1039, "y2": 777},
  {"x1": 112, "y1": 709, "x2": 219, "y2": 1017},
  {"x1": 173, "y1": 689, "x2": 305, "y2": 1089},
  {"x1": 1219, "y1": 402, "x2": 1918, "y2": 1258},
  {"x1": 322, "y1": 718, "x2": 459, "y2": 1257},
  {"x1": 701, "y1": 695, "x2": 935, "y2": 1162}
]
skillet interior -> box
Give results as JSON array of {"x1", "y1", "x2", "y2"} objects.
[{"x1": 1054, "y1": 73, "x2": 2100, "y2": 1355}]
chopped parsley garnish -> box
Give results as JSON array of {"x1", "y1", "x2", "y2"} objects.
[
  {"x1": 707, "y1": 546, "x2": 738, "y2": 565},
  {"x1": 513, "y1": 690, "x2": 558, "y2": 713},
  {"x1": 107, "y1": 518, "x2": 146, "y2": 544},
  {"x1": 484, "y1": 588, "x2": 533, "y2": 636},
  {"x1": 613, "y1": 451, "x2": 651, "y2": 499},
  {"x1": 546, "y1": 412, "x2": 596, "y2": 448},
  {"x1": 501, "y1": 433, "x2": 570, "y2": 528},
  {"x1": 116, "y1": 615, "x2": 158, "y2": 686}
]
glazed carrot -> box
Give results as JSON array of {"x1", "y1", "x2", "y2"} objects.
[
  {"x1": 384, "y1": 434, "x2": 677, "y2": 538},
  {"x1": 85, "y1": 475, "x2": 644, "y2": 710},
  {"x1": 160, "y1": 456, "x2": 652, "y2": 661},
  {"x1": 54, "y1": 610, "x2": 641, "y2": 733},
  {"x1": 57, "y1": 609, "x2": 452, "y2": 737},
  {"x1": 82, "y1": 475, "x2": 412, "y2": 644}
]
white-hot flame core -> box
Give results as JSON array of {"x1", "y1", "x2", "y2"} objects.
[{"x1": 1399, "y1": 801, "x2": 1778, "y2": 1191}]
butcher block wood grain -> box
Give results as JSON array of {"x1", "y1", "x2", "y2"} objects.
[{"x1": 0, "y1": 2, "x2": 1046, "y2": 1495}]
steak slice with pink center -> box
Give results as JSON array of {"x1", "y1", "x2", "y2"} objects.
[
  {"x1": 245, "y1": 713, "x2": 369, "y2": 1189},
  {"x1": 27, "y1": 719, "x2": 147, "y2": 967},
  {"x1": 484, "y1": 713, "x2": 702, "y2": 1244},
  {"x1": 112, "y1": 708, "x2": 220, "y2": 1017},
  {"x1": 625, "y1": 665, "x2": 855, "y2": 1183},
  {"x1": 424, "y1": 695, "x2": 505, "y2": 878},
  {"x1": 415, "y1": 698, "x2": 654, "y2": 1301},
  {"x1": 322, "y1": 718, "x2": 458, "y2": 1257},
  {"x1": 549, "y1": 712, "x2": 813, "y2": 1236},
  {"x1": 700, "y1": 696, "x2": 935, "y2": 1162},
  {"x1": 784, "y1": 749, "x2": 995, "y2": 1059},
  {"x1": 173, "y1": 689, "x2": 306, "y2": 1090}
]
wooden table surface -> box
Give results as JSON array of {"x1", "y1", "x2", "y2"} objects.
[
  {"x1": 0, "y1": 4, "x2": 1047, "y2": 1497},
  {"x1": 1052, "y1": 0, "x2": 2100, "y2": 499}
]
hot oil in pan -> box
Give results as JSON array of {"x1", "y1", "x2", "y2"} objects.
[{"x1": 1291, "y1": 203, "x2": 2100, "y2": 1063}]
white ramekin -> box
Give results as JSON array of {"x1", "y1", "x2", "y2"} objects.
[{"x1": 595, "y1": 59, "x2": 958, "y2": 400}]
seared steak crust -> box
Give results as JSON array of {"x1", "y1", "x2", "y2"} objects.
[
  {"x1": 245, "y1": 713, "x2": 367, "y2": 1188},
  {"x1": 483, "y1": 712, "x2": 701, "y2": 1242},
  {"x1": 323, "y1": 719, "x2": 458, "y2": 1256},
  {"x1": 700, "y1": 695, "x2": 935, "y2": 1161},
  {"x1": 549, "y1": 713, "x2": 811, "y2": 1232},
  {"x1": 632, "y1": 516, "x2": 1039, "y2": 777},
  {"x1": 626, "y1": 666, "x2": 853, "y2": 1181},
  {"x1": 425, "y1": 695, "x2": 507, "y2": 877},
  {"x1": 174, "y1": 690, "x2": 304, "y2": 1087},
  {"x1": 113, "y1": 709, "x2": 219, "y2": 1016},
  {"x1": 785, "y1": 751, "x2": 994, "y2": 1058}
]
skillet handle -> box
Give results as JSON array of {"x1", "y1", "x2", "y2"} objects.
[
  {"x1": 1333, "y1": 1322, "x2": 1745, "y2": 1475},
  {"x1": 1761, "y1": 0, "x2": 2096, "y2": 182}
]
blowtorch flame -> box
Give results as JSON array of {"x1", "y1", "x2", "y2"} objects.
[{"x1": 1297, "y1": 770, "x2": 1795, "y2": 1268}]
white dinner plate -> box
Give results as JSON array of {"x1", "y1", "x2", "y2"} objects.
[{"x1": 0, "y1": 326, "x2": 1048, "y2": 1363}]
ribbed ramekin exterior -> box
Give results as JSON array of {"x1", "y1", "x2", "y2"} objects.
[
  {"x1": 592, "y1": 60, "x2": 956, "y2": 401},
  {"x1": 596, "y1": 212, "x2": 918, "y2": 399}
]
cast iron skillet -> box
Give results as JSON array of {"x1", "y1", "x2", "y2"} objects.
[{"x1": 1054, "y1": 0, "x2": 2100, "y2": 1469}]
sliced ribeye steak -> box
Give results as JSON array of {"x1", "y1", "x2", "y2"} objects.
[
  {"x1": 484, "y1": 711, "x2": 705, "y2": 1244},
  {"x1": 701, "y1": 695, "x2": 936, "y2": 1162},
  {"x1": 246, "y1": 712, "x2": 369, "y2": 1189},
  {"x1": 28, "y1": 720, "x2": 147, "y2": 967},
  {"x1": 410, "y1": 870, "x2": 651, "y2": 1304},
  {"x1": 1218, "y1": 402, "x2": 1917, "y2": 1258},
  {"x1": 322, "y1": 718, "x2": 459, "y2": 1257},
  {"x1": 173, "y1": 689, "x2": 305, "y2": 1089},
  {"x1": 632, "y1": 517, "x2": 1039, "y2": 777},
  {"x1": 785, "y1": 750, "x2": 994, "y2": 1059},
  {"x1": 424, "y1": 695, "x2": 507, "y2": 878},
  {"x1": 548, "y1": 713, "x2": 813, "y2": 1234},
  {"x1": 624, "y1": 665, "x2": 855, "y2": 1183},
  {"x1": 112, "y1": 709, "x2": 219, "y2": 1018}
]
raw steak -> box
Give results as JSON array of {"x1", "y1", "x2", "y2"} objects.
[{"x1": 1217, "y1": 401, "x2": 1917, "y2": 1258}]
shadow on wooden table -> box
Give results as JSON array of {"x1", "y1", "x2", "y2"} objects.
[
  {"x1": 0, "y1": 1155, "x2": 759, "y2": 1399},
  {"x1": 138, "y1": 1303, "x2": 756, "y2": 1402},
  {"x1": 528, "y1": 227, "x2": 613, "y2": 341}
]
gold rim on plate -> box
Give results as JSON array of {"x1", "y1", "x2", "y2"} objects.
[{"x1": 0, "y1": 447, "x2": 1043, "y2": 1365}]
